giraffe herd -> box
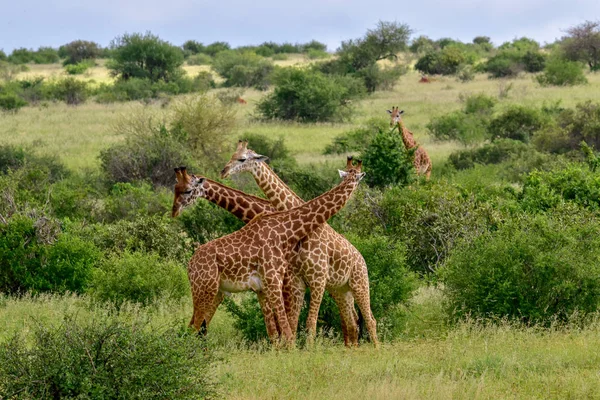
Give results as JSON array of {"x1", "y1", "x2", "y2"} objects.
[{"x1": 172, "y1": 107, "x2": 430, "y2": 348}]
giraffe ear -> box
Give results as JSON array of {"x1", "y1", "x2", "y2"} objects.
[
  {"x1": 356, "y1": 172, "x2": 366, "y2": 181},
  {"x1": 338, "y1": 170, "x2": 348, "y2": 178},
  {"x1": 386, "y1": 109, "x2": 393, "y2": 114},
  {"x1": 399, "y1": 110, "x2": 405, "y2": 115}
]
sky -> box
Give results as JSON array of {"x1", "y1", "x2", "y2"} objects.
[{"x1": 1, "y1": 0, "x2": 599, "y2": 53}]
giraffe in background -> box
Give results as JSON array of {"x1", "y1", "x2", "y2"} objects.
[{"x1": 388, "y1": 106, "x2": 432, "y2": 179}]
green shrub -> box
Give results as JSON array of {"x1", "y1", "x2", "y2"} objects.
[
  {"x1": 360, "y1": 127, "x2": 415, "y2": 188},
  {"x1": 102, "y1": 182, "x2": 170, "y2": 222},
  {"x1": 212, "y1": 50, "x2": 274, "y2": 89},
  {"x1": 307, "y1": 49, "x2": 329, "y2": 60},
  {"x1": 415, "y1": 46, "x2": 472, "y2": 75},
  {"x1": 488, "y1": 105, "x2": 546, "y2": 142},
  {"x1": 0, "y1": 145, "x2": 26, "y2": 173},
  {"x1": 204, "y1": 41, "x2": 231, "y2": 56},
  {"x1": 0, "y1": 314, "x2": 219, "y2": 399},
  {"x1": 45, "y1": 77, "x2": 89, "y2": 105},
  {"x1": 60, "y1": 40, "x2": 101, "y2": 65},
  {"x1": 324, "y1": 118, "x2": 389, "y2": 154},
  {"x1": 448, "y1": 139, "x2": 530, "y2": 170},
  {"x1": 187, "y1": 53, "x2": 212, "y2": 65},
  {"x1": 455, "y1": 64, "x2": 475, "y2": 82},
  {"x1": 85, "y1": 215, "x2": 193, "y2": 265},
  {"x1": 346, "y1": 234, "x2": 416, "y2": 320},
  {"x1": 536, "y1": 58, "x2": 587, "y2": 86},
  {"x1": 257, "y1": 68, "x2": 364, "y2": 122},
  {"x1": 215, "y1": 87, "x2": 245, "y2": 105},
  {"x1": 64, "y1": 60, "x2": 94, "y2": 75},
  {"x1": 108, "y1": 32, "x2": 184, "y2": 82},
  {"x1": 177, "y1": 200, "x2": 245, "y2": 244},
  {"x1": 440, "y1": 210, "x2": 600, "y2": 323},
  {"x1": 461, "y1": 92, "x2": 496, "y2": 115},
  {"x1": 8, "y1": 48, "x2": 34, "y2": 64},
  {"x1": 222, "y1": 295, "x2": 269, "y2": 342},
  {"x1": 182, "y1": 39, "x2": 205, "y2": 55},
  {"x1": 520, "y1": 163, "x2": 600, "y2": 212},
  {"x1": 357, "y1": 63, "x2": 407, "y2": 92},
  {"x1": 522, "y1": 50, "x2": 546, "y2": 72},
  {"x1": 0, "y1": 50, "x2": 6, "y2": 61},
  {"x1": 0, "y1": 216, "x2": 101, "y2": 294},
  {"x1": 0, "y1": 92, "x2": 27, "y2": 113},
  {"x1": 90, "y1": 251, "x2": 188, "y2": 307},
  {"x1": 31, "y1": 47, "x2": 59, "y2": 64},
  {"x1": 427, "y1": 111, "x2": 489, "y2": 144},
  {"x1": 239, "y1": 133, "x2": 292, "y2": 163}
]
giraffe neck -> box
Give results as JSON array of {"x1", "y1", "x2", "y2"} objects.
[
  {"x1": 397, "y1": 122, "x2": 417, "y2": 149},
  {"x1": 195, "y1": 178, "x2": 275, "y2": 223},
  {"x1": 283, "y1": 176, "x2": 358, "y2": 242},
  {"x1": 252, "y1": 162, "x2": 304, "y2": 211}
]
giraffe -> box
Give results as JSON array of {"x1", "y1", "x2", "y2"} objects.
[
  {"x1": 387, "y1": 106, "x2": 432, "y2": 179},
  {"x1": 186, "y1": 157, "x2": 365, "y2": 345},
  {"x1": 221, "y1": 141, "x2": 379, "y2": 347},
  {"x1": 172, "y1": 166, "x2": 303, "y2": 340}
]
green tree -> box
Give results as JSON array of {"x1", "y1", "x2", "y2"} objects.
[
  {"x1": 561, "y1": 20, "x2": 600, "y2": 71},
  {"x1": 108, "y1": 32, "x2": 184, "y2": 82},
  {"x1": 59, "y1": 40, "x2": 101, "y2": 65}
]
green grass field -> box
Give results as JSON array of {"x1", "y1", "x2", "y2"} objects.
[{"x1": 3, "y1": 62, "x2": 600, "y2": 399}]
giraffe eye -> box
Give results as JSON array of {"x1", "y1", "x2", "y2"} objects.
[
  {"x1": 183, "y1": 190, "x2": 192, "y2": 195},
  {"x1": 237, "y1": 158, "x2": 246, "y2": 162}
]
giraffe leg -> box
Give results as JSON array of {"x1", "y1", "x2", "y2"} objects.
[
  {"x1": 329, "y1": 289, "x2": 358, "y2": 347},
  {"x1": 204, "y1": 291, "x2": 225, "y2": 326},
  {"x1": 256, "y1": 291, "x2": 280, "y2": 343},
  {"x1": 350, "y1": 269, "x2": 378, "y2": 348},
  {"x1": 305, "y1": 281, "x2": 326, "y2": 346},
  {"x1": 263, "y1": 263, "x2": 294, "y2": 346},
  {"x1": 283, "y1": 270, "x2": 305, "y2": 338}
]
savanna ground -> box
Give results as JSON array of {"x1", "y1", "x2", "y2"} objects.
[{"x1": 2, "y1": 60, "x2": 600, "y2": 399}]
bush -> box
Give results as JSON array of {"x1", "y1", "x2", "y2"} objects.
[
  {"x1": 239, "y1": 133, "x2": 292, "y2": 163},
  {"x1": 0, "y1": 92, "x2": 27, "y2": 113},
  {"x1": 45, "y1": 77, "x2": 89, "y2": 105},
  {"x1": 85, "y1": 215, "x2": 193, "y2": 265},
  {"x1": 32, "y1": 47, "x2": 59, "y2": 64},
  {"x1": 357, "y1": 63, "x2": 407, "y2": 92},
  {"x1": 215, "y1": 87, "x2": 245, "y2": 105},
  {"x1": 60, "y1": 40, "x2": 101, "y2": 65},
  {"x1": 360, "y1": 127, "x2": 415, "y2": 188},
  {"x1": 64, "y1": 60, "x2": 94, "y2": 75},
  {"x1": 520, "y1": 163, "x2": 600, "y2": 212},
  {"x1": 272, "y1": 162, "x2": 340, "y2": 201},
  {"x1": 8, "y1": 48, "x2": 33, "y2": 64},
  {"x1": 102, "y1": 182, "x2": 170, "y2": 222},
  {"x1": 488, "y1": 105, "x2": 546, "y2": 142},
  {"x1": 108, "y1": 32, "x2": 184, "y2": 82},
  {"x1": 257, "y1": 68, "x2": 364, "y2": 122},
  {"x1": 415, "y1": 46, "x2": 472, "y2": 76},
  {"x1": 427, "y1": 111, "x2": 489, "y2": 144},
  {"x1": 536, "y1": 58, "x2": 588, "y2": 86},
  {"x1": 212, "y1": 50, "x2": 274, "y2": 89},
  {"x1": 0, "y1": 216, "x2": 100, "y2": 294},
  {"x1": 324, "y1": 118, "x2": 390, "y2": 154},
  {"x1": 522, "y1": 50, "x2": 546, "y2": 72},
  {"x1": 307, "y1": 49, "x2": 329, "y2": 59},
  {"x1": 187, "y1": 53, "x2": 212, "y2": 65},
  {"x1": 440, "y1": 210, "x2": 600, "y2": 323},
  {"x1": 448, "y1": 139, "x2": 530, "y2": 170},
  {"x1": 461, "y1": 92, "x2": 497, "y2": 115},
  {"x1": 90, "y1": 252, "x2": 188, "y2": 307},
  {"x1": 177, "y1": 199, "x2": 244, "y2": 244},
  {"x1": 0, "y1": 50, "x2": 6, "y2": 61},
  {"x1": 204, "y1": 41, "x2": 231, "y2": 56},
  {"x1": 182, "y1": 39, "x2": 205, "y2": 55},
  {"x1": 346, "y1": 234, "x2": 416, "y2": 320},
  {"x1": 484, "y1": 53, "x2": 522, "y2": 78},
  {"x1": 455, "y1": 64, "x2": 475, "y2": 82},
  {"x1": 0, "y1": 314, "x2": 219, "y2": 399}
]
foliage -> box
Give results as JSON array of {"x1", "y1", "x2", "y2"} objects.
[
  {"x1": 44, "y1": 77, "x2": 89, "y2": 105},
  {"x1": 90, "y1": 251, "x2": 188, "y2": 307},
  {"x1": 0, "y1": 216, "x2": 100, "y2": 294},
  {"x1": 536, "y1": 58, "x2": 588, "y2": 86},
  {"x1": 32, "y1": 47, "x2": 59, "y2": 64},
  {"x1": 307, "y1": 49, "x2": 329, "y2": 60},
  {"x1": 108, "y1": 32, "x2": 184, "y2": 82},
  {"x1": 324, "y1": 118, "x2": 389, "y2": 154},
  {"x1": 522, "y1": 50, "x2": 547, "y2": 72},
  {"x1": 461, "y1": 92, "x2": 497, "y2": 115},
  {"x1": 182, "y1": 39, "x2": 205, "y2": 55},
  {"x1": 239, "y1": 132, "x2": 292, "y2": 163},
  {"x1": 520, "y1": 164, "x2": 600, "y2": 212},
  {"x1": 59, "y1": 40, "x2": 101, "y2": 65},
  {"x1": 212, "y1": 50, "x2": 274, "y2": 89},
  {"x1": 346, "y1": 234, "x2": 416, "y2": 319},
  {"x1": 273, "y1": 161, "x2": 340, "y2": 202},
  {"x1": 427, "y1": 111, "x2": 489, "y2": 144},
  {"x1": 177, "y1": 199, "x2": 244, "y2": 244},
  {"x1": 102, "y1": 181, "x2": 170, "y2": 222},
  {"x1": 440, "y1": 210, "x2": 600, "y2": 323},
  {"x1": 415, "y1": 45, "x2": 477, "y2": 76},
  {"x1": 0, "y1": 314, "x2": 219, "y2": 399},
  {"x1": 222, "y1": 295, "x2": 269, "y2": 342},
  {"x1": 0, "y1": 92, "x2": 27, "y2": 113},
  {"x1": 204, "y1": 41, "x2": 231, "y2": 56},
  {"x1": 360, "y1": 127, "x2": 415, "y2": 188},
  {"x1": 488, "y1": 105, "x2": 546, "y2": 142},
  {"x1": 187, "y1": 53, "x2": 212, "y2": 65},
  {"x1": 561, "y1": 20, "x2": 600, "y2": 71},
  {"x1": 64, "y1": 59, "x2": 94, "y2": 75},
  {"x1": 357, "y1": 63, "x2": 407, "y2": 92},
  {"x1": 8, "y1": 48, "x2": 34, "y2": 64},
  {"x1": 409, "y1": 35, "x2": 436, "y2": 54},
  {"x1": 256, "y1": 68, "x2": 364, "y2": 122},
  {"x1": 455, "y1": 64, "x2": 475, "y2": 82},
  {"x1": 448, "y1": 139, "x2": 530, "y2": 170}
]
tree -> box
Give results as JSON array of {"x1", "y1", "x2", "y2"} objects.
[
  {"x1": 409, "y1": 35, "x2": 436, "y2": 54},
  {"x1": 59, "y1": 40, "x2": 101, "y2": 65},
  {"x1": 108, "y1": 32, "x2": 184, "y2": 82},
  {"x1": 204, "y1": 41, "x2": 231, "y2": 56},
  {"x1": 562, "y1": 20, "x2": 600, "y2": 71},
  {"x1": 337, "y1": 20, "x2": 412, "y2": 71},
  {"x1": 182, "y1": 40, "x2": 204, "y2": 55}
]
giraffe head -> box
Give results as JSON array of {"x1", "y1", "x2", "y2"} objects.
[
  {"x1": 172, "y1": 166, "x2": 206, "y2": 217},
  {"x1": 220, "y1": 140, "x2": 269, "y2": 179},
  {"x1": 387, "y1": 106, "x2": 404, "y2": 127},
  {"x1": 339, "y1": 156, "x2": 366, "y2": 182}
]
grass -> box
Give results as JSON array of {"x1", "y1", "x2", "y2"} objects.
[{"x1": 3, "y1": 291, "x2": 600, "y2": 399}]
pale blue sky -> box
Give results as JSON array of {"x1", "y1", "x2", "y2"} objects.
[{"x1": 1, "y1": 0, "x2": 598, "y2": 52}]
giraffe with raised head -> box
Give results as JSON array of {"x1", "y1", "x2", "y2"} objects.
[
  {"x1": 387, "y1": 106, "x2": 432, "y2": 179},
  {"x1": 185, "y1": 158, "x2": 365, "y2": 345},
  {"x1": 221, "y1": 141, "x2": 379, "y2": 347},
  {"x1": 173, "y1": 166, "x2": 305, "y2": 340}
]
